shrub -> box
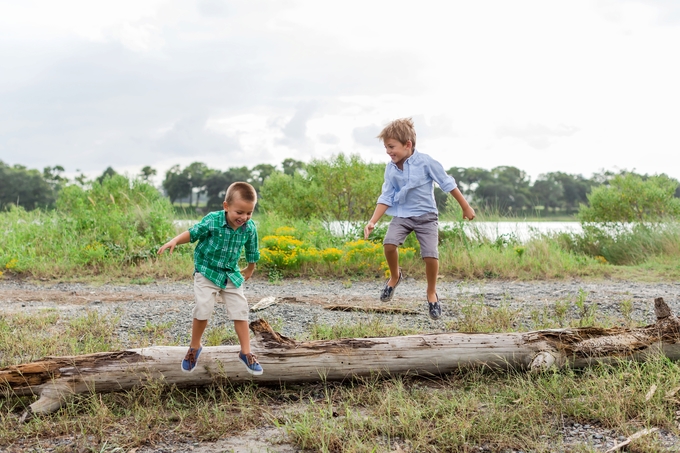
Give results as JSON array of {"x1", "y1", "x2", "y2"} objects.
[
  {"x1": 0, "y1": 175, "x2": 177, "y2": 275},
  {"x1": 579, "y1": 173, "x2": 680, "y2": 224},
  {"x1": 260, "y1": 153, "x2": 384, "y2": 222},
  {"x1": 569, "y1": 173, "x2": 680, "y2": 265}
]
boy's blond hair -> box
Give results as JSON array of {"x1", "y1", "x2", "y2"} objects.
[
  {"x1": 225, "y1": 182, "x2": 257, "y2": 204},
  {"x1": 377, "y1": 117, "x2": 416, "y2": 149}
]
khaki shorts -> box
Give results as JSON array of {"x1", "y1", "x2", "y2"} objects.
[
  {"x1": 383, "y1": 212, "x2": 439, "y2": 259},
  {"x1": 192, "y1": 272, "x2": 249, "y2": 321}
]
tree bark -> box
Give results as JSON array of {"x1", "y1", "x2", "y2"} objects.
[{"x1": 3, "y1": 297, "x2": 680, "y2": 420}]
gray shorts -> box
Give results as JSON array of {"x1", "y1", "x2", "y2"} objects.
[
  {"x1": 383, "y1": 212, "x2": 439, "y2": 259},
  {"x1": 192, "y1": 272, "x2": 249, "y2": 321}
]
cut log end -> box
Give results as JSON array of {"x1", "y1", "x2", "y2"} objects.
[{"x1": 530, "y1": 351, "x2": 558, "y2": 372}]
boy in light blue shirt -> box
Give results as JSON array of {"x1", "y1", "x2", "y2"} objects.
[{"x1": 364, "y1": 117, "x2": 475, "y2": 319}]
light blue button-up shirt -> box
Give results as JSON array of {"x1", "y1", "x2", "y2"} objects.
[{"x1": 377, "y1": 149, "x2": 457, "y2": 218}]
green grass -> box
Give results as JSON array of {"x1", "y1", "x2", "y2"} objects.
[
  {"x1": 1, "y1": 296, "x2": 678, "y2": 452},
  {"x1": 285, "y1": 357, "x2": 678, "y2": 453},
  {"x1": 3, "y1": 195, "x2": 680, "y2": 282}
]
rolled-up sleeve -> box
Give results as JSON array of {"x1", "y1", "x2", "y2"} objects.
[{"x1": 244, "y1": 226, "x2": 260, "y2": 263}]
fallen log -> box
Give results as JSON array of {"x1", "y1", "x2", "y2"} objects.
[
  {"x1": 324, "y1": 304, "x2": 419, "y2": 314},
  {"x1": 3, "y1": 297, "x2": 680, "y2": 420}
]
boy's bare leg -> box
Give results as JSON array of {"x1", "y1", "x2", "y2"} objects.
[
  {"x1": 190, "y1": 319, "x2": 208, "y2": 349},
  {"x1": 384, "y1": 244, "x2": 401, "y2": 287},
  {"x1": 424, "y1": 257, "x2": 439, "y2": 302},
  {"x1": 234, "y1": 320, "x2": 251, "y2": 354}
]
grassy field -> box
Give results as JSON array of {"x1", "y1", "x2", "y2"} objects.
[
  {"x1": 2, "y1": 297, "x2": 679, "y2": 452},
  {"x1": 2, "y1": 177, "x2": 680, "y2": 451},
  {"x1": 3, "y1": 207, "x2": 680, "y2": 284}
]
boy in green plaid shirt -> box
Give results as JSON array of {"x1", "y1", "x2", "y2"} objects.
[{"x1": 158, "y1": 182, "x2": 263, "y2": 375}]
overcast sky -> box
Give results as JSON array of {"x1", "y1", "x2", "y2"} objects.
[{"x1": 1, "y1": 0, "x2": 679, "y2": 185}]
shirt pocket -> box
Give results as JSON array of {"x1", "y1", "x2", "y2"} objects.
[{"x1": 408, "y1": 169, "x2": 430, "y2": 188}]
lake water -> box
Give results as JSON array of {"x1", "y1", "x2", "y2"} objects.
[
  {"x1": 173, "y1": 220, "x2": 583, "y2": 242},
  {"x1": 325, "y1": 221, "x2": 582, "y2": 241},
  {"x1": 444, "y1": 221, "x2": 582, "y2": 241}
]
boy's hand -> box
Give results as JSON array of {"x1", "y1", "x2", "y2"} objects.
[
  {"x1": 157, "y1": 240, "x2": 177, "y2": 255},
  {"x1": 462, "y1": 206, "x2": 476, "y2": 220},
  {"x1": 364, "y1": 222, "x2": 376, "y2": 240},
  {"x1": 157, "y1": 231, "x2": 190, "y2": 255},
  {"x1": 242, "y1": 263, "x2": 256, "y2": 281}
]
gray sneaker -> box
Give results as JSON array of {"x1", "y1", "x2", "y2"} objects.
[
  {"x1": 428, "y1": 294, "x2": 442, "y2": 320},
  {"x1": 379, "y1": 268, "x2": 403, "y2": 302}
]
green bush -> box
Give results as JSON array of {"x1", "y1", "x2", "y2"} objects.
[
  {"x1": 0, "y1": 175, "x2": 177, "y2": 275},
  {"x1": 579, "y1": 173, "x2": 680, "y2": 224},
  {"x1": 260, "y1": 153, "x2": 384, "y2": 222},
  {"x1": 566, "y1": 173, "x2": 680, "y2": 265}
]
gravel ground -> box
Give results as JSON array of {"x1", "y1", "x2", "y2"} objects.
[{"x1": 3, "y1": 276, "x2": 680, "y2": 452}]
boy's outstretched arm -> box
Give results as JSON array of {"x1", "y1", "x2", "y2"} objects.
[
  {"x1": 450, "y1": 188, "x2": 476, "y2": 220},
  {"x1": 157, "y1": 231, "x2": 191, "y2": 255},
  {"x1": 364, "y1": 203, "x2": 390, "y2": 239}
]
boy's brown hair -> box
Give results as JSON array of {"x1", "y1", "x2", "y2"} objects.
[
  {"x1": 377, "y1": 117, "x2": 416, "y2": 149},
  {"x1": 225, "y1": 182, "x2": 257, "y2": 204}
]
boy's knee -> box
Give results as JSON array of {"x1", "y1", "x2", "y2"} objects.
[{"x1": 384, "y1": 243, "x2": 398, "y2": 252}]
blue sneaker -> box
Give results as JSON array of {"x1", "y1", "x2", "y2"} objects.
[
  {"x1": 238, "y1": 351, "x2": 263, "y2": 376},
  {"x1": 181, "y1": 346, "x2": 202, "y2": 373}
]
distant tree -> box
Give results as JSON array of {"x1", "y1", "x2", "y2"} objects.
[
  {"x1": 182, "y1": 162, "x2": 210, "y2": 208},
  {"x1": 0, "y1": 161, "x2": 56, "y2": 210},
  {"x1": 204, "y1": 171, "x2": 231, "y2": 210},
  {"x1": 251, "y1": 163, "x2": 277, "y2": 190},
  {"x1": 227, "y1": 166, "x2": 253, "y2": 184},
  {"x1": 96, "y1": 166, "x2": 118, "y2": 184},
  {"x1": 551, "y1": 172, "x2": 593, "y2": 213},
  {"x1": 43, "y1": 165, "x2": 68, "y2": 193},
  {"x1": 281, "y1": 158, "x2": 305, "y2": 176},
  {"x1": 74, "y1": 169, "x2": 89, "y2": 187},
  {"x1": 139, "y1": 166, "x2": 157, "y2": 182},
  {"x1": 447, "y1": 167, "x2": 490, "y2": 199},
  {"x1": 162, "y1": 165, "x2": 191, "y2": 206},
  {"x1": 474, "y1": 166, "x2": 531, "y2": 213},
  {"x1": 203, "y1": 166, "x2": 255, "y2": 211},
  {"x1": 531, "y1": 174, "x2": 564, "y2": 213}
]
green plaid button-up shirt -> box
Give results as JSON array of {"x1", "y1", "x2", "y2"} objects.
[{"x1": 189, "y1": 211, "x2": 260, "y2": 289}]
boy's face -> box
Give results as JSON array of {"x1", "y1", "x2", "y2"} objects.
[
  {"x1": 384, "y1": 138, "x2": 413, "y2": 166},
  {"x1": 222, "y1": 194, "x2": 256, "y2": 230}
]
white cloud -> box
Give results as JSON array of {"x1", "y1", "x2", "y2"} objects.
[{"x1": 0, "y1": 0, "x2": 679, "y2": 183}]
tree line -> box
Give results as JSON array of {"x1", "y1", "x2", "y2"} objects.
[{"x1": 2, "y1": 157, "x2": 679, "y2": 218}]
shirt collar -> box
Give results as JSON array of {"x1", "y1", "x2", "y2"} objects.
[
  {"x1": 222, "y1": 212, "x2": 247, "y2": 231},
  {"x1": 389, "y1": 149, "x2": 419, "y2": 169}
]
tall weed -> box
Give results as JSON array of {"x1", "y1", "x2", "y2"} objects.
[
  {"x1": 0, "y1": 176, "x2": 187, "y2": 279},
  {"x1": 559, "y1": 223, "x2": 680, "y2": 265}
]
